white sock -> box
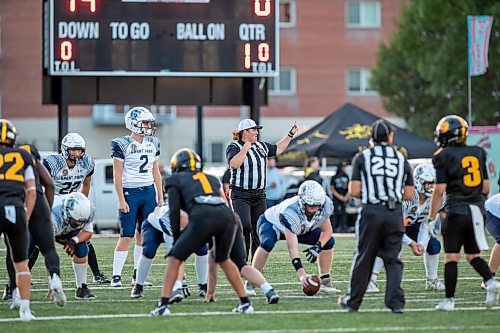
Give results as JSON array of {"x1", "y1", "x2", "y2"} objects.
[
  {"x1": 259, "y1": 282, "x2": 272, "y2": 293},
  {"x1": 173, "y1": 280, "x2": 182, "y2": 291},
  {"x1": 136, "y1": 255, "x2": 153, "y2": 285},
  {"x1": 73, "y1": 263, "x2": 88, "y2": 288},
  {"x1": 19, "y1": 299, "x2": 30, "y2": 312},
  {"x1": 113, "y1": 250, "x2": 128, "y2": 276},
  {"x1": 195, "y1": 254, "x2": 208, "y2": 285},
  {"x1": 424, "y1": 253, "x2": 439, "y2": 280},
  {"x1": 371, "y1": 256, "x2": 384, "y2": 282},
  {"x1": 134, "y1": 245, "x2": 143, "y2": 270}
]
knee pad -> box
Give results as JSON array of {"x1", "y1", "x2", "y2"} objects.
[
  {"x1": 322, "y1": 236, "x2": 335, "y2": 250},
  {"x1": 260, "y1": 236, "x2": 277, "y2": 252},
  {"x1": 426, "y1": 237, "x2": 441, "y2": 255},
  {"x1": 195, "y1": 243, "x2": 208, "y2": 256},
  {"x1": 74, "y1": 243, "x2": 89, "y2": 258}
]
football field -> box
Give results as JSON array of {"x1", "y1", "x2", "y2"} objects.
[{"x1": 1, "y1": 235, "x2": 499, "y2": 332}]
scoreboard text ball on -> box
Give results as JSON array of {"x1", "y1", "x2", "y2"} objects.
[{"x1": 46, "y1": 0, "x2": 279, "y2": 77}]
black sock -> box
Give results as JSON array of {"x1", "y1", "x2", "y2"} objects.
[
  {"x1": 240, "y1": 296, "x2": 250, "y2": 304},
  {"x1": 320, "y1": 274, "x2": 330, "y2": 280},
  {"x1": 87, "y1": 242, "x2": 100, "y2": 276},
  {"x1": 444, "y1": 261, "x2": 458, "y2": 298},
  {"x1": 469, "y1": 257, "x2": 493, "y2": 282},
  {"x1": 160, "y1": 297, "x2": 170, "y2": 306},
  {"x1": 44, "y1": 248, "x2": 61, "y2": 277}
]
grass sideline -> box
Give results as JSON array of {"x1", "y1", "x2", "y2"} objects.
[{"x1": 0, "y1": 236, "x2": 499, "y2": 332}]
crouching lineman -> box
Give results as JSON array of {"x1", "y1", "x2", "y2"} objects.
[
  {"x1": 131, "y1": 204, "x2": 208, "y2": 301},
  {"x1": 367, "y1": 163, "x2": 445, "y2": 293},
  {"x1": 151, "y1": 148, "x2": 253, "y2": 315},
  {"x1": 52, "y1": 192, "x2": 96, "y2": 299},
  {"x1": 0, "y1": 119, "x2": 36, "y2": 321},
  {"x1": 252, "y1": 180, "x2": 340, "y2": 294}
]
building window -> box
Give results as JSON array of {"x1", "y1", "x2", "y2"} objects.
[
  {"x1": 347, "y1": 68, "x2": 377, "y2": 95},
  {"x1": 346, "y1": 1, "x2": 381, "y2": 28},
  {"x1": 92, "y1": 104, "x2": 176, "y2": 125},
  {"x1": 210, "y1": 142, "x2": 224, "y2": 163},
  {"x1": 279, "y1": 0, "x2": 296, "y2": 28},
  {"x1": 269, "y1": 67, "x2": 296, "y2": 96}
]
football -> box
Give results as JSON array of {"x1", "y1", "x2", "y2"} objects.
[{"x1": 302, "y1": 275, "x2": 320, "y2": 296}]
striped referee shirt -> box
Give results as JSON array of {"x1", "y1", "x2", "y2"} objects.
[
  {"x1": 226, "y1": 140, "x2": 277, "y2": 190},
  {"x1": 351, "y1": 143, "x2": 413, "y2": 205}
]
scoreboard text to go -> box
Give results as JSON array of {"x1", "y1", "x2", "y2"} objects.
[{"x1": 46, "y1": 0, "x2": 279, "y2": 77}]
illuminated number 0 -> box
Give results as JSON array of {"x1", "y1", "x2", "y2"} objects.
[
  {"x1": 193, "y1": 173, "x2": 214, "y2": 194},
  {"x1": 0, "y1": 152, "x2": 25, "y2": 182},
  {"x1": 461, "y1": 156, "x2": 481, "y2": 187},
  {"x1": 60, "y1": 41, "x2": 73, "y2": 60},
  {"x1": 69, "y1": 0, "x2": 96, "y2": 13},
  {"x1": 254, "y1": 0, "x2": 271, "y2": 17}
]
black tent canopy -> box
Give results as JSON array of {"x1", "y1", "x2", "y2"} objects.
[{"x1": 279, "y1": 103, "x2": 436, "y2": 165}]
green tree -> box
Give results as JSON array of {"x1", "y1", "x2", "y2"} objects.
[{"x1": 371, "y1": 0, "x2": 500, "y2": 138}]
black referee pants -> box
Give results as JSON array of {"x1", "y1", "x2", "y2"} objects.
[
  {"x1": 230, "y1": 188, "x2": 266, "y2": 262},
  {"x1": 347, "y1": 205, "x2": 405, "y2": 311}
]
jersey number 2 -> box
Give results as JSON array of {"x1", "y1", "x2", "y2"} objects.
[
  {"x1": 0, "y1": 152, "x2": 24, "y2": 181},
  {"x1": 461, "y1": 156, "x2": 481, "y2": 187},
  {"x1": 139, "y1": 155, "x2": 148, "y2": 173},
  {"x1": 192, "y1": 173, "x2": 213, "y2": 194}
]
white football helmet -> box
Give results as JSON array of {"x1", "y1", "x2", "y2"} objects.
[
  {"x1": 413, "y1": 163, "x2": 436, "y2": 198},
  {"x1": 298, "y1": 180, "x2": 326, "y2": 212},
  {"x1": 125, "y1": 106, "x2": 156, "y2": 136},
  {"x1": 63, "y1": 192, "x2": 92, "y2": 227},
  {"x1": 61, "y1": 133, "x2": 86, "y2": 163}
]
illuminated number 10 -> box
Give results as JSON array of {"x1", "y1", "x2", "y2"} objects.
[
  {"x1": 254, "y1": 0, "x2": 271, "y2": 17},
  {"x1": 69, "y1": 0, "x2": 96, "y2": 13},
  {"x1": 244, "y1": 43, "x2": 270, "y2": 69}
]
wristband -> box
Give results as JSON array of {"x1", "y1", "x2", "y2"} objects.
[
  {"x1": 292, "y1": 258, "x2": 303, "y2": 271},
  {"x1": 71, "y1": 236, "x2": 79, "y2": 244},
  {"x1": 288, "y1": 130, "x2": 295, "y2": 138}
]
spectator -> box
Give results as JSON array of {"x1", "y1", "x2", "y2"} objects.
[
  {"x1": 304, "y1": 157, "x2": 323, "y2": 185},
  {"x1": 330, "y1": 162, "x2": 350, "y2": 233},
  {"x1": 265, "y1": 157, "x2": 286, "y2": 208}
]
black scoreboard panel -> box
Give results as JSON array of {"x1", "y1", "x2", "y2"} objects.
[{"x1": 45, "y1": 0, "x2": 279, "y2": 77}]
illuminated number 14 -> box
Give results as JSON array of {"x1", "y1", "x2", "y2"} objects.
[{"x1": 69, "y1": 0, "x2": 96, "y2": 13}]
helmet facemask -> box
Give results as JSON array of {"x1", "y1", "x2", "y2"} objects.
[
  {"x1": 298, "y1": 180, "x2": 326, "y2": 221},
  {"x1": 125, "y1": 107, "x2": 156, "y2": 136},
  {"x1": 414, "y1": 164, "x2": 436, "y2": 198},
  {"x1": 61, "y1": 133, "x2": 86, "y2": 164}
]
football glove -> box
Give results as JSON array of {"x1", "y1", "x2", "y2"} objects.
[
  {"x1": 303, "y1": 243, "x2": 321, "y2": 263},
  {"x1": 426, "y1": 216, "x2": 438, "y2": 238},
  {"x1": 63, "y1": 238, "x2": 77, "y2": 257}
]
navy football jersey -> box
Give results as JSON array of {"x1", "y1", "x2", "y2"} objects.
[
  {"x1": 165, "y1": 171, "x2": 223, "y2": 214},
  {"x1": 432, "y1": 145, "x2": 488, "y2": 209}
]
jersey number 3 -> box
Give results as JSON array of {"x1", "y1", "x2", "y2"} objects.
[
  {"x1": 461, "y1": 156, "x2": 481, "y2": 187},
  {"x1": 0, "y1": 152, "x2": 24, "y2": 181}
]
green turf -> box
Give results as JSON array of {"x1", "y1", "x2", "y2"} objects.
[{"x1": 1, "y1": 236, "x2": 499, "y2": 332}]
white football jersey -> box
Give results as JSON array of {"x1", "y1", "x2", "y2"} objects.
[
  {"x1": 51, "y1": 203, "x2": 95, "y2": 236},
  {"x1": 43, "y1": 154, "x2": 95, "y2": 202},
  {"x1": 111, "y1": 135, "x2": 160, "y2": 188},
  {"x1": 264, "y1": 196, "x2": 333, "y2": 235}
]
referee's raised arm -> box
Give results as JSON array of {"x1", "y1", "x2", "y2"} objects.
[{"x1": 276, "y1": 121, "x2": 299, "y2": 155}]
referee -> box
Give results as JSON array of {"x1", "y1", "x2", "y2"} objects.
[
  {"x1": 339, "y1": 119, "x2": 414, "y2": 313},
  {"x1": 226, "y1": 119, "x2": 298, "y2": 264}
]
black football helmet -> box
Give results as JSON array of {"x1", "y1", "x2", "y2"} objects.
[
  {"x1": 0, "y1": 119, "x2": 17, "y2": 147},
  {"x1": 434, "y1": 115, "x2": 468, "y2": 147},
  {"x1": 170, "y1": 148, "x2": 202, "y2": 172}
]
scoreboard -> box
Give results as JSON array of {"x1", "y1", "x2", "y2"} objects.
[{"x1": 45, "y1": 0, "x2": 279, "y2": 77}]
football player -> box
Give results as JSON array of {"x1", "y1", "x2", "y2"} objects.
[
  {"x1": 52, "y1": 192, "x2": 96, "y2": 299},
  {"x1": 0, "y1": 119, "x2": 36, "y2": 321},
  {"x1": 485, "y1": 194, "x2": 500, "y2": 279},
  {"x1": 251, "y1": 180, "x2": 340, "y2": 294},
  {"x1": 111, "y1": 107, "x2": 163, "y2": 287},
  {"x1": 150, "y1": 148, "x2": 253, "y2": 315},
  {"x1": 429, "y1": 115, "x2": 499, "y2": 310},
  {"x1": 43, "y1": 132, "x2": 109, "y2": 284}
]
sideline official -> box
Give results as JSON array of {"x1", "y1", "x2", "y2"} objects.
[{"x1": 339, "y1": 119, "x2": 414, "y2": 313}]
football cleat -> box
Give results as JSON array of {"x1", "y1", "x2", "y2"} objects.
[
  {"x1": 181, "y1": 280, "x2": 190, "y2": 298},
  {"x1": 435, "y1": 298, "x2": 455, "y2": 311},
  {"x1": 338, "y1": 295, "x2": 357, "y2": 312},
  {"x1": 93, "y1": 273, "x2": 111, "y2": 284},
  {"x1": 265, "y1": 288, "x2": 280, "y2": 304},
  {"x1": 19, "y1": 308, "x2": 35, "y2": 322},
  {"x1": 150, "y1": 302, "x2": 171, "y2": 316},
  {"x1": 366, "y1": 280, "x2": 380, "y2": 293},
  {"x1": 485, "y1": 279, "x2": 500, "y2": 308},
  {"x1": 111, "y1": 275, "x2": 122, "y2": 287},
  {"x1": 198, "y1": 283, "x2": 207, "y2": 298},
  {"x1": 168, "y1": 289, "x2": 183, "y2": 304},
  {"x1": 131, "y1": 284, "x2": 144, "y2": 299},
  {"x1": 130, "y1": 269, "x2": 152, "y2": 286},
  {"x1": 75, "y1": 284, "x2": 96, "y2": 299},
  {"x1": 10, "y1": 287, "x2": 20, "y2": 310},
  {"x1": 3, "y1": 284, "x2": 12, "y2": 301},
  {"x1": 49, "y1": 273, "x2": 67, "y2": 307},
  {"x1": 232, "y1": 302, "x2": 254, "y2": 314},
  {"x1": 319, "y1": 277, "x2": 340, "y2": 294},
  {"x1": 426, "y1": 278, "x2": 445, "y2": 291},
  {"x1": 245, "y1": 281, "x2": 256, "y2": 297}
]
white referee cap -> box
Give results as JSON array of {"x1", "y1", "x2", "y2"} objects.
[{"x1": 238, "y1": 119, "x2": 263, "y2": 131}]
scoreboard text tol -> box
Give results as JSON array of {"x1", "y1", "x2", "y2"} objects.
[{"x1": 46, "y1": 0, "x2": 279, "y2": 77}]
